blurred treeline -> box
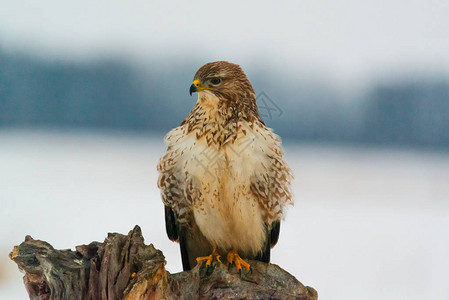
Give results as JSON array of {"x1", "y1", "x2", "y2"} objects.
[{"x1": 0, "y1": 50, "x2": 448, "y2": 149}]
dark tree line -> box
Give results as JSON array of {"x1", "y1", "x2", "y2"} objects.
[{"x1": 1, "y1": 50, "x2": 448, "y2": 149}]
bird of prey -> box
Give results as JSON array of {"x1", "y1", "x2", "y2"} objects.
[{"x1": 157, "y1": 61, "x2": 293, "y2": 272}]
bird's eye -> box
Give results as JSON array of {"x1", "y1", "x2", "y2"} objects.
[{"x1": 210, "y1": 78, "x2": 221, "y2": 85}]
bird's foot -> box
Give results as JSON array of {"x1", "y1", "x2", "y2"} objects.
[
  {"x1": 227, "y1": 249, "x2": 251, "y2": 274},
  {"x1": 196, "y1": 245, "x2": 221, "y2": 267}
]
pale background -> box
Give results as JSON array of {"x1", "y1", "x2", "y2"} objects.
[{"x1": 1, "y1": 1, "x2": 448, "y2": 299}]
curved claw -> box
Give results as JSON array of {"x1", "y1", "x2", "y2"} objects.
[
  {"x1": 226, "y1": 249, "x2": 251, "y2": 273},
  {"x1": 196, "y1": 245, "x2": 221, "y2": 267}
]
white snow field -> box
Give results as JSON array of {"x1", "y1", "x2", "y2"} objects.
[{"x1": 0, "y1": 129, "x2": 448, "y2": 300}]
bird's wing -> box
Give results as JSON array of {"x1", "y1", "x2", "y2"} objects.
[
  {"x1": 250, "y1": 150, "x2": 293, "y2": 220},
  {"x1": 159, "y1": 157, "x2": 194, "y2": 270},
  {"x1": 249, "y1": 126, "x2": 293, "y2": 261},
  {"x1": 164, "y1": 205, "x2": 194, "y2": 270},
  {"x1": 158, "y1": 147, "x2": 182, "y2": 242},
  {"x1": 157, "y1": 127, "x2": 209, "y2": 270},
  {"x1": 157, "y1": 127, "x2": 188, "y2": 227}
]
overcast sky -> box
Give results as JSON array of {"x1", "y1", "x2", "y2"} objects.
[{"x1": 1, "y1": 0, "x2": 448, "y2": 88}]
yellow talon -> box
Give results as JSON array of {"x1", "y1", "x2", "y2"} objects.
[
  {"x1": 196, "y1": 245, "x2": 221, "y2": 266},
  {"x1": 226, "y1": 249, "x2": 250, "y2": 271}
]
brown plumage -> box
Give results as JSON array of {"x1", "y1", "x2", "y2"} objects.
[{"x1": 157, "y1": 61, "x2": 293, "y2": 271}]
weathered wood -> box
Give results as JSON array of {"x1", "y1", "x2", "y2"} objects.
[{"x1": 10, "y1": 226, "x2": 317, "y2": 300}]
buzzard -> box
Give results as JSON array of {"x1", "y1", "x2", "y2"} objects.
[{"x1": 157, "y1": 61, "x2": 293, "y2": 272}]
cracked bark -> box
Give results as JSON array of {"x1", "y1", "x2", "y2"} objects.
[{"x1": 9, "y1": 225, "x2": 318, "y2": 300}]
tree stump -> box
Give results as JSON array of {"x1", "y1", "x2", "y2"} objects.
[{"x1": 9, "y1": 225, "x2": 318, "y2": 300}]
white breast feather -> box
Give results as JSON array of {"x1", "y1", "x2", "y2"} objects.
[{"x1": 161, "y1": 120, "x2": 291, "y2": 256}]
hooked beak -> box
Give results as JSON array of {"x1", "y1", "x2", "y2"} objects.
[
  {"x1": 189, "y1": 79, "x2": 212, "y2": 96},
  {"x1": 189, "y1": 82, "x2": 197, "y2": 96}
]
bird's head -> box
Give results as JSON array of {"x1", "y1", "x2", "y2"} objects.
[{"x1": 189, "y1": 61, "x2": 257, "y2": 113}]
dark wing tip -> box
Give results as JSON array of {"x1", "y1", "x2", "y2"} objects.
[
  {"x1": 270, "y1": 221, "x2": 281, "y2": 248},
  {"x1": 164, "y1": 205, "x2": 179, "y2": 241},
  {"x1": 256, "y1": 221, "x2": 281, "y2": 263}
]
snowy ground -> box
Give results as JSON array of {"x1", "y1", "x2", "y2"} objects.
[{"x1": 0, "y1": 129, "x2": 448, "y2": 300}]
